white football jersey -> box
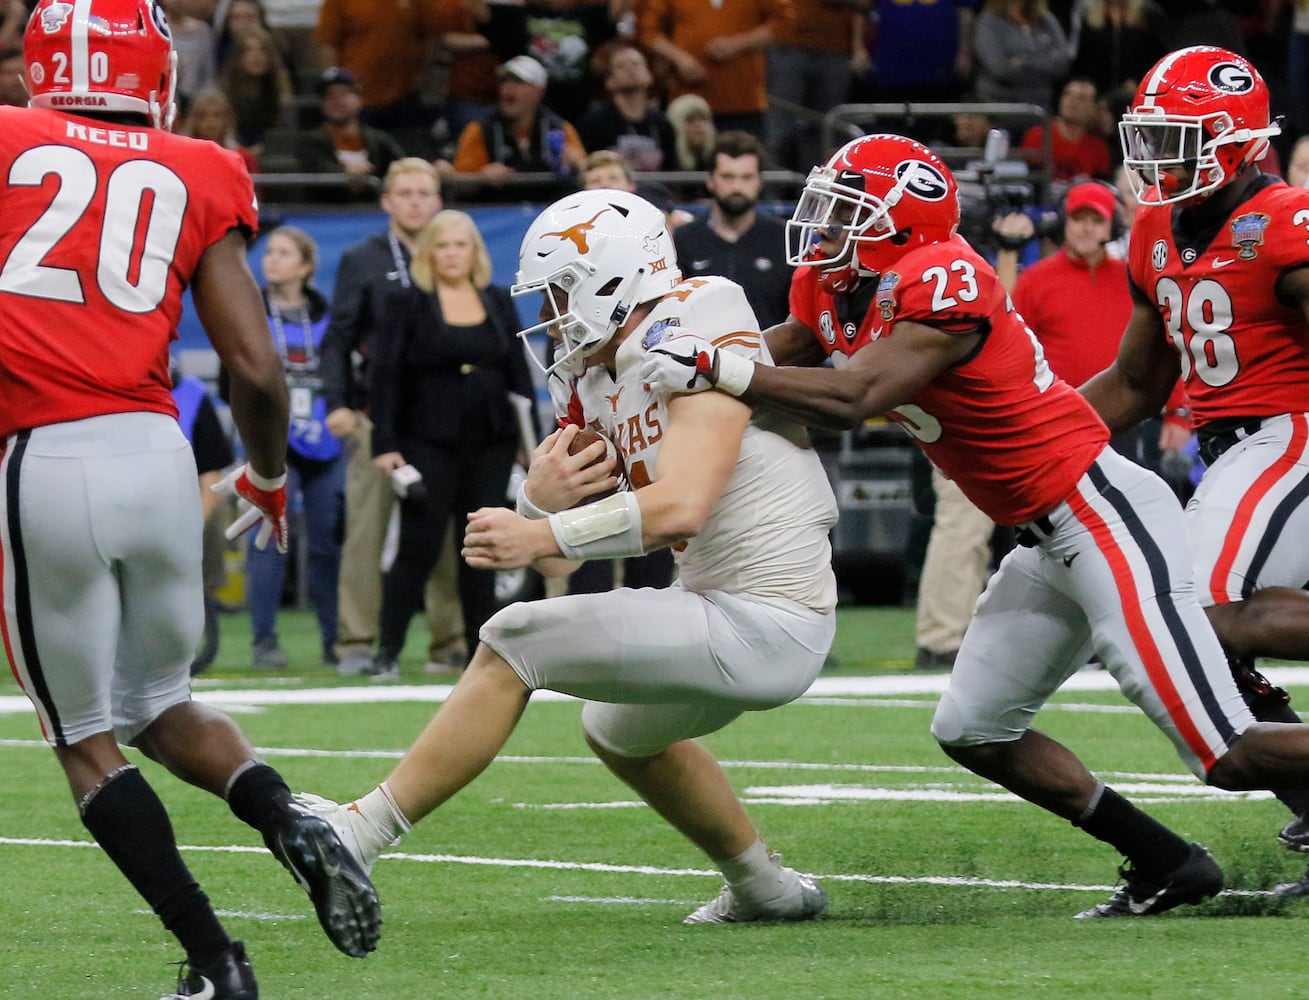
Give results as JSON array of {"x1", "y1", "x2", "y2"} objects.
[{"x1": 568, "y1": 276, "x2": 839, "y2": 613}]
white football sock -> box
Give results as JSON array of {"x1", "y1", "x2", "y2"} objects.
[
  {"x1": 717, "y1": 839, "x2": 790, "y2": 903},
  {"x1": 354, "y1": 781, "x2": 413, "y2": 843}
]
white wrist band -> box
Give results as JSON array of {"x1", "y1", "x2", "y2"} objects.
[
  {"x1": 246, "y1": 466, "x2": 287, "y2": 491},
  {"x1": 515, "y1": 481, "x2": 551, "y2": 520},
  {"x1": 715, "y1": 350, "x2": 755, "y2": 397},
  {"x1": 548, "y1": 492, "x2": 644, "y2": 560}
]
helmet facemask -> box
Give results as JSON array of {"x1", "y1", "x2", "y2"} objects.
[
  {"x1": 1120, "y1": 46, "x2": 1280, "y2": 206},
  {"x1": 786, "y1": 162, "x2": 916, "y2": 292},
  {"x1": 1119, "y1": 109, "x2": 1271, "y2": 205},
  {"x1": 513, "y1": 258, "x2": 645, "y2": 380}
]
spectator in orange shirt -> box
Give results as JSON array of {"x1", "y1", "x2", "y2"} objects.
[
  {"x1": 445, "y1": 55, "x2": 587, "y2": 198},
  {"x1": 315, "y1": 0, "x2": 443, "y2": 131},
  {"x1": 639, "y1": 0, "x2": 793, "y2": 138}
]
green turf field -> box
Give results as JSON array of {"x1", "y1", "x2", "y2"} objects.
[{"x1": 3, "y1": 606, "x2": 1309, "y2": 999}]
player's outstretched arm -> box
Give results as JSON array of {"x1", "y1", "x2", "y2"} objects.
[
  {"x1": 644, "y1": 322, "x2": 972, "y2": 430},
  {"x1": 193, "y1": 230, "x2": 290, "y2": 482}
]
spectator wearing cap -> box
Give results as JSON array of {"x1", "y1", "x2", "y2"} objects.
[
  {"x1": 1009, "y1": 180, "x2": 1186, "y2": 473},
  {"x1": 296, "y1": 67, "x2": 407, "y2": 201},
  {"x1": 315, "y1": 0, "x2": 442, "y2": 131},
  {"x1": 444, "y1": 55, "x2": 586, "y2": 196}
]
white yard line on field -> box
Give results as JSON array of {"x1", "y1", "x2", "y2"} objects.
[
  {"x1": 0, "y1": 737, "x2": 1210, "y2": 786},
  {"x1": 0, "y1": 835, "x2": 1279, "y2": 901},
  {"x1": 4, "y1": 667, "x2": 1309, "y2": 718}
]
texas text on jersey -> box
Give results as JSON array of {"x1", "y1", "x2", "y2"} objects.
[
  {"x1": 1128, "y1": 175, "x2": 1309, "y2": 430},
  {"x1": 805, "y1": 234, "x2": 1110, "y2": 526},
  {"x1": 0, "y1": 105, "x2": 257, "y2": 439},
  {"x1": 570, "y1": 274, "x2": 838, "y2": 611}
]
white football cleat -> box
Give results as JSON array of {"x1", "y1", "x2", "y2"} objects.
[
  {"x1": 684, "y1": 860, "x2": 828, "y2": 925},
  {"x1": 293, "y1": 792, "x2": 394, "y2": 876}
]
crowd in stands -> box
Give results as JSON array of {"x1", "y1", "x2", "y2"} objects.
[{"x1": 5, "y1": 0, "x2": 1301, "y2": 210}]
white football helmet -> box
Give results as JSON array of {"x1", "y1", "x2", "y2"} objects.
[{"x1": 513, "y1": 189, "x2": 680, "y2": 378}]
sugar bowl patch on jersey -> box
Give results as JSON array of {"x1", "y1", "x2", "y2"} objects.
[
  {"x1": 875, "y1": 271, "x2": 901, "y2": 326},
  {"x1": 1230, "y1": 212, "x2": 1269, "y2": 260},
  {"x1": 641, "y1": 317, "x2": 683, "y2": 350}
]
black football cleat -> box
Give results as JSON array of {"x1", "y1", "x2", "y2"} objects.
[
  {"x1": 266, "y1": 800, "x2": 382, "y2": 957},
  {"x1": 1279, "y1": 816, "x2": 1309, "y2": 853},
  {"x1": 1074, "y1": 842, "x2": 1223, "y2": 918},
  {"x1": 161, "y1": 940, "x2": 257, "y2": 999}
]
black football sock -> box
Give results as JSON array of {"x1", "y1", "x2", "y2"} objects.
[
  {"x1": 1073, "y1": 782, "x2": 1191, "y2": 876},
  {"x1": 225, "y1": 760, "x2": 296, "y2": 848},
  {"x1": 80, "y1": 764, "x2": 230, "y2": 968}
]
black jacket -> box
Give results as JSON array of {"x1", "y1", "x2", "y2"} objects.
[
  {"x1": 369, "y1": 283, "x2": 540, "y2": 454},
  {"x1": 295, "y1": 125, "x2": 407, "y2": 202},
  {"x1": 319, "y1": 230, "x2": 411, "y2": 413}
]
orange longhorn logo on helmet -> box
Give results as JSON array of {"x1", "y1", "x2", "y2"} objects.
[{"x1": 543, "y1": 209, "x2": 610, "y2": 254}]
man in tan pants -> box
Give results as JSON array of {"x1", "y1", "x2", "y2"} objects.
[{"x1": 914, "y1": 466, "x2": 994, "y2": 670}]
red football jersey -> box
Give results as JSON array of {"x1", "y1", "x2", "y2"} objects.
[
  {"x1": 1129, "y1": 178, "x2": 1309, "y2": 431},
  {"x1": 788, "y1": 265, "x2": 872, "y2": 357},
  {"x1": 0, "y1": 106, "x2": 258, "y2": 438},
  {"x1": 802, "y1": 236, "x2": 1110, "y2": 525}
]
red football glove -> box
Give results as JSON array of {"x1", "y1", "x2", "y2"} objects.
[{"x1": 213, "y1": 464, "x2": 289, "y2": 553}]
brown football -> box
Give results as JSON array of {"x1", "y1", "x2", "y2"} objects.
[{"x1": 568, "y1": 428, "x2": 622, "y2": 504}]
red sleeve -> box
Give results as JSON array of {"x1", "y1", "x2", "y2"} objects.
[{"x1": 883, "y1": 241, "x2": 998, "y2": 333}]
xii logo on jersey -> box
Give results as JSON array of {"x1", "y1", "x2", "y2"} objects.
[{"x1": 1230, "y1": 212, "x2": 1269, "y2": 260}]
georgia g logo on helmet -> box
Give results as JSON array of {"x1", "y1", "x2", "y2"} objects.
[
  {"x1": 895, "y1": 160, "x2": 950, "y2": 202},
  {"x1": 1208, "y1": 61, "x2": 1254, "y2": 94},
  {"x1": 149, "y1": 0, "x2": 173, "y2": 40}
]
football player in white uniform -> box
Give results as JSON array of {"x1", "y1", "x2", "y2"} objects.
[{"x1": 302, "y1": 189, "x2": 839, "y2": 924}]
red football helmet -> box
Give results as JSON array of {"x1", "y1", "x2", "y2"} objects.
[
  {"x1": 786, "y1": 133, "x2": 960, "y2": 293},
  {"x1": 24, "y1": 0, "x2": 177, "y2": 129},
  {"x1": 1118, "y1": 46, "x2": 1279, "y2": 206}
]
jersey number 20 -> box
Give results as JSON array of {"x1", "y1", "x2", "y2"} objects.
[{"x1": 0, "y1": 146, "x2": 185, "y2": 313}]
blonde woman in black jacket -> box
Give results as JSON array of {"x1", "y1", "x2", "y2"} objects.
[{"x1": 368, "y1": 210, "x2": 539, "y2": 678}]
